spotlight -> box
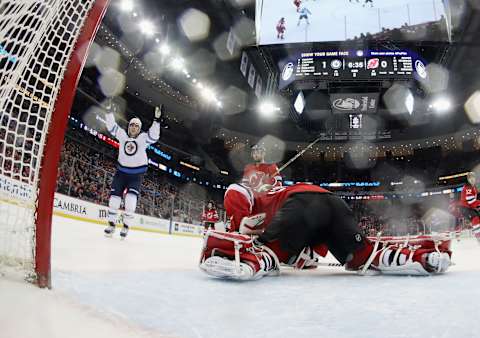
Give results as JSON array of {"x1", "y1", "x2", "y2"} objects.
[
  {"x1": 119, "y1": 0, "x2": 133, "y2": 12},
  {"x1": 258, "y1": 101, "x2": 280, "y2": 117},
  {"x1": 200, "y1": 87, "x2": 217, "y2": 103},
  {"x1": 294, "y1": 91, "x2": 305, "y2": 115},
  {"x1": 431, "y1": 97, "x2": 452, "y2": 113},
  {"x1": 170, "y1": 58, "x2": 184, "y2": 71},
  {"x1": 159, "y1": 44, "x2": 171, "y2": 55},
  {"x1": 406, "y1": 92, "x2": 414, "y2": 115},
  {"x1": 139, "y1": 20, "x2": 155, "y2": 36},
  {"x1": 356, "y1": 50, "x2": 364, "y2": 57}
]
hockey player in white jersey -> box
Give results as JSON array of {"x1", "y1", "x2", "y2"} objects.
[
  {"x1": 297, "y1": 6, "x2": 312, "y2": 26},
  {"x1": 103, "y1": 101, "x2": 162, "y2": 238}
]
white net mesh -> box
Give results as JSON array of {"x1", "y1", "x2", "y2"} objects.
[{"x1": 0, "y1": 0, "x2": 98, "y2": 279}]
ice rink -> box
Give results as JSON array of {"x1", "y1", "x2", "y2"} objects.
[{"x1": 2, "y1": 215, "x2": 480, "y2": 338}]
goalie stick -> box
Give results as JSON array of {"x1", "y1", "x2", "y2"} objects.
[{"x1": 273, "y1": 135, "x2": 322, "y2": 177}]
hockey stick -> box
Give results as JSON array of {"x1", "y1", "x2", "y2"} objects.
[
  {"x1": 274, "y1": 135, "x2": 322, "y2": 176},
  {"x1": 312, "y1": 261, "x2": 343, "y2": 268}
]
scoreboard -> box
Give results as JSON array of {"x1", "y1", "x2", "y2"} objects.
[{"x1": 279, "y1": 50, "x2": 426, "y2": 89}]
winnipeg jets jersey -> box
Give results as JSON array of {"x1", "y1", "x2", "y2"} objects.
[
  {"x1": 105, "y1": 113, "x2": 160, "y2": 174},
  {"x1": 298, "y1": 7, "x2": 311, "y2": 16}
]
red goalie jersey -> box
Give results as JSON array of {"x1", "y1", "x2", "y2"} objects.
[
  {"x1": 202, "y1": 208, "x2": 219, "y2": 223},
  {"x1": 460, "y1": 184, "x2": 480, "y2": 208},
  {"x1": 242, "y1": 163, "x2": 282, "y2": 193},
  {"x1": 224, "y1": 183, "x2": 330, "y2": 233}
]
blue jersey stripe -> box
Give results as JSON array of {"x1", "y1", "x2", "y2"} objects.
[{"x1": 117, "y1": 164, "x2": 148, "y2": 174}]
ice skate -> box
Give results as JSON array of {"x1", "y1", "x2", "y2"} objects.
[
  {"x1": 120, "y1": 225, "x2": 129, "y2": 239},
  {"x1": 104, "y1": 222, "x2": 116, "y2": 237}
]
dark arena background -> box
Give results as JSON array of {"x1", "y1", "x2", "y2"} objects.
[{"x1": 1, "y1": 1, "x2": 480, "y2": 338}]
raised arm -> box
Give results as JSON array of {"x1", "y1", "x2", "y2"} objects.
[
  {"x1": 104, "y1": 101, "x2": 127, "y2": 141},
  {"x1": 146, "y1": 105, "x2": 163, "y2": 145}
]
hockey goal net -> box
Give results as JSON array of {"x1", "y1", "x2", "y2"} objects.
[{"x1": 0, "y1": 0, "x2": 109, "y2": 287}]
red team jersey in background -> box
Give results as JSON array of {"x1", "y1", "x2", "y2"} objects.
[
  {"x1": 242, "y1": 163, "x2": 283, "y2": 192},
  {"x1": 460, "y1": 184, "x2": 480, "y2": 208},
  {"x1": 202, "y1": 209, "x2": 219, "y2": 223},
  {"x1": 225, "y1": 183, "x2": 330, "y2": 232}
]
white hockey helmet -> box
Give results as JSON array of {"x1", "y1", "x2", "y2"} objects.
[{"x1": 128, "y1": 117, "x2": 142, "y2": 137}]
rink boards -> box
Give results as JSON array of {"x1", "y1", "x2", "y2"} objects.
[{"x1": 0, "y1": 173, "x2": 218, "y2": 238}]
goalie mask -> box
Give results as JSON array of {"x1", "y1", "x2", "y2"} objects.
[
  {"x1": 251, "y1": 144, "x2": 266, "y2": 163},
  {"x1": 467, "y1": 172, "x2": 476, "y2": 186},
  {"x1": 128, "y1": 118, "x2": 142, "y2": 138}
]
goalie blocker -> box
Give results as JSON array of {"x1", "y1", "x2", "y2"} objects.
[{"x1": 199, "y1": 184, "x2": 452, "y2": 280}]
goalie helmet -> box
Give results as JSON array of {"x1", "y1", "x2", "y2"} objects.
[
  {"x1": 251, "y1": 144, "x2": 266, "y2": 162},
  {"x1": 128, "y1": 117, "x2": 142, "y2": 138},
  {"x1": 467, "y1": 171, "x2": 476, "y2": 186}
]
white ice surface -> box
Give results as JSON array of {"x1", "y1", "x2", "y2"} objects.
[{"x1": 2, "y1": 215, "x2": 480, "y2": 338}]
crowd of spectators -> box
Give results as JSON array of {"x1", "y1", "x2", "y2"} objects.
[
  {"x1": 347, "y1": 193, "x2": 458, "y2": 236},
  {"x1": 288, "y1": 147, "x2": 480, "y2": 192},
  {"x1": 349, "y1": 15, "x2": 448, "y2": 42}
]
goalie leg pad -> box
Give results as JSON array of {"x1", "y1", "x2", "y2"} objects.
[
  {"x1": 347, "y1": 236, "x2": 452, "y2": 276},
  {"x1": 199, "y1": 231, "x2": 279, "y2": 281},
  {"x1": 200, "y1": 256, "x2": 256, "y2": 281},
  {"x1": 472, "y1": 224, "x2": 480, "y2": 243}
]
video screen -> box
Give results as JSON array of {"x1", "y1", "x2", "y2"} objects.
[{"x1": 256, "y1": 0, "x2": 450, "y2": 45}]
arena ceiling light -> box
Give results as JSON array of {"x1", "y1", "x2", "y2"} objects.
[
  {"x1": 159, "y1": 44, "x2": 171, "y2": 55},
  {"x1": 294, "y1": 91, "x2": 305, "y2": 115},
  {"x1": 430, "y1": 97, "x2": 452, "y2": 113},
  {"x1": 119, "y1": 0, "x2": 134, "y2": 12},
  {"x1": 139, "y1": 20, "x2": 155, "y2": 36},
  {"x1": 258, "y1": 101, "x2": 280, "y2": 117},
  {"x1": 406, "y1": 91, "x2": 414, "y2": 115},
  {"x1": 170, "y1": 57, "x2": 185, "y2": 71},
  {"x1": 200, "y1": 87, "x2": 216, "y2": 102}
]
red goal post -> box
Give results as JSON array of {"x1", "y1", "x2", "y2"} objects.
[{"x1": 0, "y1": 0, "x2": 111, "y2": 288}]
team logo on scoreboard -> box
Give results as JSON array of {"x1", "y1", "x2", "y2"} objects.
[
  {"x1": 367, "y1": 58, "x2": 379, "y2": 69},
  {"x1": 281, "y1": 62, "x2": 294, "y2": 81},
  {"x1": 124, "y1": 140, "x2": 138, "y2": 156},
  {"x1": 415, "y1": 60, "x2": 427, "y2": 79},
  {"x1": 330, "y1": 59, "x2": 342, "y2": 70},
  {"x1": 332, "y1": 98, "x2": 360, "y2": 111}
]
